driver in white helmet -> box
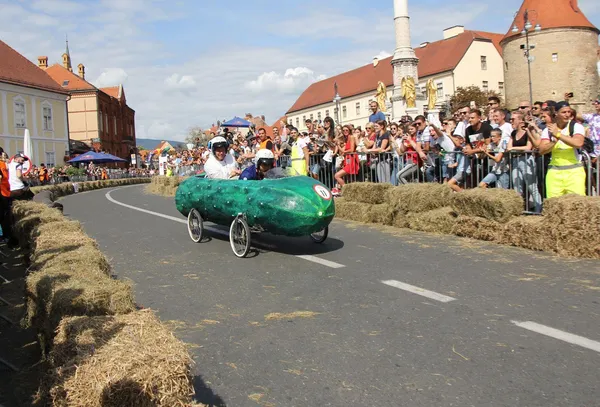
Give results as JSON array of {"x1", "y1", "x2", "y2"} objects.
[
  {"x1": 240, "y1": 149, "x2": 275, "y2": 180},
  {"x1": 204, "y1": 136, "x2": 241, "y2": 179}
]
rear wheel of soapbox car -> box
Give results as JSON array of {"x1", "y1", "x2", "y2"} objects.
[
  {"x1": 187, "y1": 208, "x2": 203, "y2": 243},
  {"x1": 230, "y1": 214, "x2": 251, "y2": 258}
]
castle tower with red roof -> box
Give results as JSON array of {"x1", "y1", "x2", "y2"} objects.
[{"x1": 501, "y1": 0, "x2": 599, "y2": 110}]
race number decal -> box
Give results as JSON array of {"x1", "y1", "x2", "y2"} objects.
[{"x1": 313, "y1": 185, "x2": 332, "y2": 200}]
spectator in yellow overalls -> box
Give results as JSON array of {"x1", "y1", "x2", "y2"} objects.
[{"x1": 539, "y1": 101, "x2": 586, "y2": 198}]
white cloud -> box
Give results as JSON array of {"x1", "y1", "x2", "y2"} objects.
[
  {"x1": 246, "y1": 67, "x2": 327, "y2": 93},
  {"x1": 164, "y1": 74, "x2": 196, "y2": 89},
  {"x1": 373, "y1": 50, "x2": 392, "y2": 60},
  {"x1": 93, "y1": 68, "x2": 128, "y2": 88}
]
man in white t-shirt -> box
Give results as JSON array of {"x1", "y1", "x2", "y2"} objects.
[
  {"x1": 8, "y1": 153, "x2": 34, "y2": 200},
  {"x1": 204, "y1": 136, "x2": 240, "y2": 179},
  {"x1": 453, "y1": 106, "x2": 470, "y2": 138},
  {"x1": 491, "y1": 109, "x2": 512, "y2": 143},
  {"x1": 8, "y1": 154, "x2": 27, "y2": 191}
]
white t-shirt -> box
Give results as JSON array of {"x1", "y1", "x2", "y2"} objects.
[
  {"x1": 498, "y1": 122, "x2": 513, "y2": 143},
  {"x1": 8, "y1": 161, "x2": 25, "y2": 191},
  {"x1": 541, "y1": 122, "x2": 585, "y2": 163},
  {"x1": 540, "y1": 122, "x2": 585, "y2": 141},
  {"x1": 204, "y1": 154, "x2": 238, "y2": 179},
  {"x1": 295, "y1": 136, "x2": 311, "y2": 159},
  {"x1": 454, "y1": 121, "x2": 467, "y2": 138},
  {"x1": 434, "y1": 133, "x2": 457, "y2": 163},
  {"x1": 417, "y1": 128, "x2": 431, "y2": 146}
]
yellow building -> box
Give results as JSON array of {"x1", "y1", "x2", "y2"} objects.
[
  {"x1": 287, "y1": 26, "x2": 504, "y2": 129},
  {"x1": 0, "y1": 40, "x2": 70, "y2": 166}
]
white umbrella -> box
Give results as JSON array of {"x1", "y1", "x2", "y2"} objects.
[{"x1": 23, "y1": 128, "x2": 33, "y2": 162}]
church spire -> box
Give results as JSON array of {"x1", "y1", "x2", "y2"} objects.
[{"x1": 62, "y1": 34, "x2": 72, "y2": 72}]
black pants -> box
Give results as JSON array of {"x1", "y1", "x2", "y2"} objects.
[{"x1": 0, "y1": 195, "x2": 13, "y2": 241}]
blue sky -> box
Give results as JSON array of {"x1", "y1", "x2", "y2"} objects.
[{"x1": 1, "y1": 0, "x2": 598, "y2": 141}]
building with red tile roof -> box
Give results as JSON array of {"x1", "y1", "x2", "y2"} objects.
[
  {"x1": 501, "y1": 0, "x2": 599, "y2": 109},
  {"x1": 0, "y1": 40, "x2": 70, "y2": 166},
  {"x1": 40, "y1": 44, "x2": 137, "y2": 165},
  {"x1": 286, "y1": 26, "x2": 504, "y2": 130}
]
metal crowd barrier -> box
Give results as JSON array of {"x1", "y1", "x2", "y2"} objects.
[
  {"x1": 276, "y1": 147, "x2": 598, "y2": 213},
  {"x1": 25, "y1": 172, "x2": 151, "y2": 186}
]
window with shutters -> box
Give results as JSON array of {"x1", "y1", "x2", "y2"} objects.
[{"x1": 14, "y1": 98, "x2": 26, "y2": 128}]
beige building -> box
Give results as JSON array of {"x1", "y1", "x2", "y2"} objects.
[
  {"x1": 39, "y1": 42, "x2": 136, "y2": 163},
  {"x1": 501, "y1": 0, "x2": 600, "y2": 110},
  {"x1": 287, "y1": 26, "x2": 504, "y2": 130},
  {"x1": 0, "y1": 40, "x2": 70, "y2": 166}
]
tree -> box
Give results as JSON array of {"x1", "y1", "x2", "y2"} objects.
[
  {"x1": 185, "y1": 126, "x2": 205, "y2": 145},
  {"x1": 449, "y1": 86, "x2": 502, "y2": 113}
]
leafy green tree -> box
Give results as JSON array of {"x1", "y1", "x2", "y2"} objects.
[{"x1": 449, "y1": 86, "x2": 503, "y2": 113}]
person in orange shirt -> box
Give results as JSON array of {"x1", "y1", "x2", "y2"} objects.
[
  {"x1": 38, "y1": 163, "x2": 48, "y2": 185},
  {"x1": 0, "y1": 147, "x2": 15, "y2": 245},
  {"x1": 101, "y1": 168, "x2": 108, "y2": 180}
]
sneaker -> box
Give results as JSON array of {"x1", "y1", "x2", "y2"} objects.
[{"x1": 331, "y1": 187, "x2": 341, "y2": 197}]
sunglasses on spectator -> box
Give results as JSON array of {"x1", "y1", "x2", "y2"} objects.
[
  {"x1": 487, "y1": 103, "x2": 496, "y2": 106},
  {"x1": 442, "y1": 122, "x2": 448, "y2": 125},
  {"x1": 519, "y1": 106, "x2": 529, "y2": 109},
  {"x1": 460, "y1": 111, "x2": 468, "y2": 114}
]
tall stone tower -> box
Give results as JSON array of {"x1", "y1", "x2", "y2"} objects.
[
  {"x1": 501, "y1": 0, "x2": 599, "y2": 111},
  {"x1": 391, "y1": 0, "x2": 419, "y2": 120}
]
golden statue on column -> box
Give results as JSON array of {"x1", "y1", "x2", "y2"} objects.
[
  {"x1": 426, "y1": 79, "x2": 437, "y2": 110},
  {"x1": 401, "y1": 76, "x2": 416, "y2": 108},
  {"x1": 375, "y1": 81, "x2": 387, "y2": 112}
]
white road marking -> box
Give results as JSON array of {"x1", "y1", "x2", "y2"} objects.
[
  {"x1": 381, "y1": 279, "x2": 456, "y2": 303},
  {"x1": 105, "y1": 188, "x2": 345, "y2": 269},
  {"x1": 296, "y1": 255, "x2": 345, "y2": 269},
  {"x1": 511, "y1": 320, "x2": 600, "y2": 353}
]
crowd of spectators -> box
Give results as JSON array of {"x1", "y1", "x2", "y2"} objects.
[{"x1": 178, "y1": 96, "x2": 598, "y2": 214}]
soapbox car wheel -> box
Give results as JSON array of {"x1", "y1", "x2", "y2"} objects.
[
  {"x1": 310, "y1": 226, "x2": 328, "y2": 243},
  {"x1": 187, "y1": 209, "x2": 203, "y2": 243},
  {"x1": 230, "y1": 215, "x2": 251, "y2": 258}
]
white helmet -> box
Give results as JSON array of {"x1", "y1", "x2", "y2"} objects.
[
  {"x1": 255, "y1": 149, "x2": 275, "y2": 168},
  {"x1": 210, "y1": 136, "x2": 229, "y2": 155}
]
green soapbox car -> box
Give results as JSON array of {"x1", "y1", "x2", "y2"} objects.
[{"x1": 175, "y1": 168, "x2": 336, "y2": 257}]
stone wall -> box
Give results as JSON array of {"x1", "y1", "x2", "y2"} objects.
[{"x1": 502, "y1": 28, "x2": 600, "y2": 111}]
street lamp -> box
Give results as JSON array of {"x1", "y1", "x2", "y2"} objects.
[
  {"x1": 333, "y1": 82, "x2": 342, "y2": 125},
  {"x1": 512, "y1": 9, "x2": 541, "y2": 106}
]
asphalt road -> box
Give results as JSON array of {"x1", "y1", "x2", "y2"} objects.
[{"x1": 60, "y1": 185, "x2": 600, "y2": 407}]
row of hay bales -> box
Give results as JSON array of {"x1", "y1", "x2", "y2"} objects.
[
  {"x1": 12, "y1": 178, "x2": 198, "y2": 406},
  {"x1": 146, "y1": 175, "x2": 186, "y2": 197},
  {"x1": 338, "y1": 183, "x2": 600, "y2": 259},
  {"x1": 30, "y1": 177, "x2": 150, "y2": 198}
]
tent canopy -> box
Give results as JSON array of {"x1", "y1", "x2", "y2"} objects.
[
  {"x1": 67, "y1": 151, "x2": 127, "y2": 164},
  {"x1": 221, "y1": 116, "x2": 251, "y2": 128}
]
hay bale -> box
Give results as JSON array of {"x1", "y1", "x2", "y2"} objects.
[
  {"x1": 542, "y1": 195, "x2": 600, "y2": 226},
  {"x1": 364, "y1": 203, "x2": 394, "y2": 225},
  {"x1": 385, "y1": 183, "x2": 453, "y2": 214},
  {"x1": 451, "y1": 188, "x2": 523, "y2": 223},
  {"x1": 334, "y1": 199, "x2": 372, "y2": 222},
  {"x1": 451, "y1": 216, "x2": 501, "y2": 242},
  {"x1": 539, "y1": 196, "x2": 600, "y2": 259},
  {"x1": 25, "y1": 266, "x2": 135, "y2": 345},
  {"x1": 13, "y1": 204, "x2": 64, "y2": 240},
  {"x1": 392, "y1": 213, "x2": 409, "y2": 229},
  {"x1": 47, "y1": 310, "x2": 194, "y2": 407},
  {"x1": 498, "y1": 216, "x2": 553, "y2": 252},
  {"x1": 407, "y1": 207, "x2": 458, "y2": 234},
  {"x1": 341, "y1": 182, "x2": 392, "y2": 204}
]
